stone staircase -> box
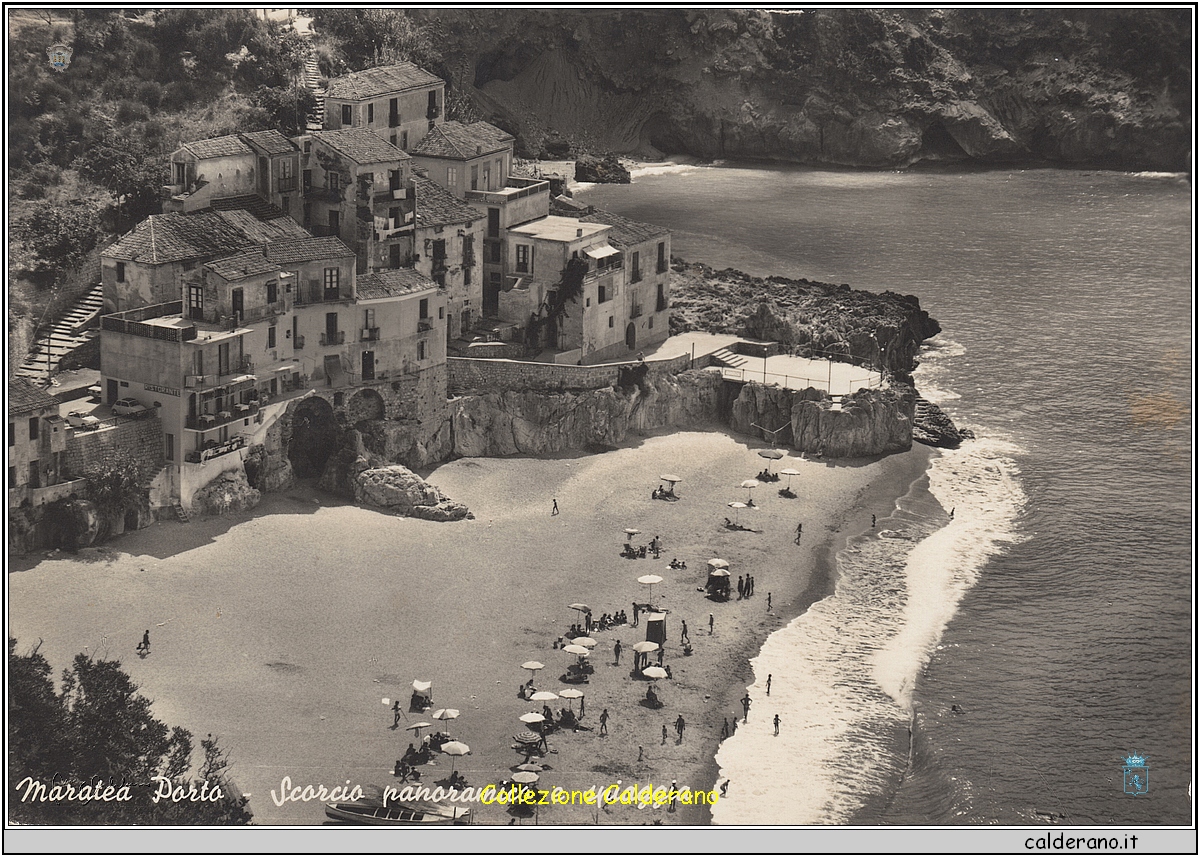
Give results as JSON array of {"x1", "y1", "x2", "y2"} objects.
[
  {"x1": 15, "y1": 284, "x2": 104, "y2": 382},
  {"x1": 709, "y1": 346, "x2": 750, "y2": 370},
  {"x1": 303, "y1": 52, "x2": 324, "y2": 132}
]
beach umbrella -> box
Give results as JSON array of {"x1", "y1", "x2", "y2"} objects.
[
  {"x1": 557, "y1": 688, "x2": 584, "y2": 712},
  {"x1": 659, "y1": 474, "x2": 681, "y2": 484},
  {"x1": 709, "y1": 569, "x2": 730, "y2": 578},
  {"x1": 519, "y1": 712, "x2": 546, "y2": 724},
  {"x1": 572, "y1": 637, "x2": 597, "y2": 648},
  {"x1": 407, "y1": 721, "x2": 432, "y2": 737},
  {"x1": 623, "y1": 528, "x2": 641, "y2": 536},
  {"x1": 632, "y1": 641, "x2": 659, "y2": 654},
  {"x1": 727, "y1": 501, "x2": 747, "y2": 525},
  {"x1": 514, "y1": 731, "x2": 542, "y2": 745},
  {"x1": 522, "y1": 661, "x2": 545, "y2": 680},
  {"x1": 740, "y1": 479, "x2": 760, "y2": 502},
  {"x1": 637, "y1": 573, "x2": 664, "y2": 605},
  {"x1": 563, "y1": 644, "x2": 590, "y2": 656},
  {"x1": 708, "y1": 558, "x2": 729, "y2": 569},
  {"x1": 530, "y1": 691, "x2": 559, "y2": 703},
  {"x1": 516, "y1": 763, "x2": 544, "y2": 773},
  {"x1": 512, "y1": 771, "x2": 540, "y2": 785},
  {"x1": 432, "y1": 708, "x2": 460, "y2": 722},
  {"x1": 780, "y1": 468, "x2": 800, "y2": 490},
  {"x1": 441, "y1": 740, "x2": 470, "y2": 778},
  {"x1": 758, "y1": 449, "x2": 785, "y2": 460},
  {"x1": 642, "y1": 666, "x2": 668, "y2": 680}
]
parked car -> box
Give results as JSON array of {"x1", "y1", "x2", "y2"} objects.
[
  {"x1": 65, "y1": 411, "x2": 101, "y2": 431},
  {"x1": 112, "y1": 397, "x2": 149, "y2": 417},
  {"x1": 86, "y1": 384, "x2": 103, "y2": 402}
]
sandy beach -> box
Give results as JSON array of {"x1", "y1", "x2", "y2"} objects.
[{"x1": 9, "y1": 427, "x2": 930, "y2": 826}]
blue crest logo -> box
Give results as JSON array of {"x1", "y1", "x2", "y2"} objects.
[
  {"x1": 47, "y1": 43, "x2": 73, "y2": 72},
  {"x1": 1122, "y1": 754, "x2": 1148, "y2": 796}
]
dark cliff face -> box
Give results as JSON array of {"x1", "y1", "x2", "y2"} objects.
[{"x1": 416, "y1": 8, "x2": 1191, "y2": 170}]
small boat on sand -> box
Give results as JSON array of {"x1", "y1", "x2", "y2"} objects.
[{"x1": 325, "y1": 798, "x2": 470, "y2": 825}]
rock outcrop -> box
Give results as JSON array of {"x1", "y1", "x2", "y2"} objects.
[
  {"x1": 417, "y1": 8, "x2": 1189, "y2": 170},
  {"x1": 354, "y1": 465, "x2": 471, "y2": 521},
  {"x1": 913, "y1": 396, "x2": 974, "y2": 449},
  {"x1": 192, "y1": 470, "x2": 261, "y2": 517},
  {"x1": 574, "y1": 154, "x2": 631, "y2": 184}
]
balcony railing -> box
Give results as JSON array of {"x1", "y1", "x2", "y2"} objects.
[
  {"x1": 417, "y1": 320, "x2": 433, "y2": 332},
  {"x1": 361, "y1": 327, "x2": 380, "y2": 341},
  {"x1": 630, "y1": 303, "x2": 643, "y2": 319},
  {"x1": 185, "y1": 434, "x2": 248, "y2": 464},
  {"x1": 277, "y1": 176, "x2": 298, "y2": 193},
  {"x1": 185, "y1": 402, "x2": 259, "y2": 431},
  {"x1": 294, "y1": 334, "x2": 305, "y2": 350},
  {"x1": 320, "y1": 331, "x2": 346, "y2": 346}
]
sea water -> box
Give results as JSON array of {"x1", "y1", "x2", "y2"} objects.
[{"x1": 579, "y1": 165, "x2": 1192, "y2": 825}]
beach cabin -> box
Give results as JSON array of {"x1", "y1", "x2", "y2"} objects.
[{"x1": 645, "y1": 613, "x2": 667, "y2": 646}]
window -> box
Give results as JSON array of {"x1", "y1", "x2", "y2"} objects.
[
  {"x1": 218, "y1": 342, "x2": 230, "y2": 376},
  {"x1": 464, "y1": 266, "x2": 471, "y2": 286},
  {"x1": 419, "y1": 298, "x2": 429, "y2": 319},
  {"x1": 496, "y1": 157, "x2": 503, "y2": 183},
  {"x1": 418, "y1": 341, "x2": 426, "y2": 360},
  {"x1": 482, "y1": 167, "x2": 490, "y2": 190},
  {"x1": 390, "y1": 169, "x2": 402, "y2": 191},
  {"x1": 487, "y1": 208, "x2": 499, "y2": 239},
  {"x1": 402, "y1": 130, "x2": 408, "y2": 149},
  {"x1": 598, "y1": 284, "x2": 608, "y2": 303},
  {"x1": 515, "y1": 244, "x2": 530, "y2": 274},
  {"x1": 232, "y1": 288, "x2": 244, "y2": 319},
  {"x1": 323, "y1": 268, "x2": 340, "y2": 299},
  {"x1": 631, "y1": 251, "x2": 641, "y2": 283},
  {"x1": 280, "y1": 195, "x2": 290, "y2": 215},
  {"x1": 438, "y1": 306, "x2": 445, "y2": 319},
  {"x1": 470, "y1": 164, "x2": 479, "y2": 190},
  {"x1": 165, "y1": 433, "x2": 174, "y2": 462},
  {"x1": 608, "y1": 316, "x2": 614, "y2": 328},
  {"x1": 367, "y1": 103, "x2": 374, "y2": 124},
  {"x1": 447, "y1": 166, "x2": 457, "y2": 187},
  {"x1": 268, "y1": 325, "x2": 276, "y2": 349},
  {"x1": 389, "y1": 97, "x2": 400, "y2": 127},
  {"x1": 341, "y1": 104, "x2": 352, "y2": 126},
  {"x1": 188, "y1": 285, "x2": 203, "y2": 320},
  {"x1": 267, "y1": 280, "x2": 278, "y2": 304},
  {"x1": 329, "y1": 172, "x2": 341, "y2": 193},
  {"x1": 29, "y1": 417, "x2": 39, "y2": 441},
  {"x1": 116, "y1": 262, "x2": 126, "y2": 282},
  {"x1": 303, "y1": 202, "x2": 312, "y2": 227},
  {"x1": 657, "y1": 241, "x2": 667, "y2": 273},
  {"x1": 328, "y1": 210, "x2": 340, "y2": 234},
  {"x1": 649, "y1": 316, "x2": 654, "y2": 328},
  {"x1": 390, "y1": 207, "x2": 400, "y2": 228},
  {"x1": 29, "y1": 461, "x2": 40, "y2": 490},
  {"x1": 364, "y1": 309, "x2": 375, "y2": 328},
  {"x1": 389, "y1": 243, "x2": 401, "y2": 268},
  {"x1": 488, "y1": 241, "x2": 501, "y2": 263},
  {"x1": 303, "y1": 169, "x2": 312, "y2": 191}
]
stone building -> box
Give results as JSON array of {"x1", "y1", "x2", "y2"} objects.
[
  {"x1": 7, "y1": 378, "x2": 69, "y2": 505},
  {"x1": 409, "y1": 120, "x2": 516, "y2": 197},
  {"x1": 413, "y1": 177, "x2": 485, "y2": 345},
  {"x1": 162, "y1": 129, "x2": 301, "y2": 221},
  {"x1": 322, "y1": 62, "x2": 445, "y2": 152}
]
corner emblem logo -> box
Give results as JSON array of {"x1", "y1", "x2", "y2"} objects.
[
  {"x1": 47, "y1": 43, "x2": 74, "y2": 72},
  {"x1": 1122, "y1": 754, "x2": 1148, "y2": 796}
]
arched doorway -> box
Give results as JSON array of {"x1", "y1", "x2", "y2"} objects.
[
  {"x1": 287, "y1": 397, "x2": 339, "y2": 479},
  {"x1": 625, "y1": 322, "x2": 636, "y2": 350}
]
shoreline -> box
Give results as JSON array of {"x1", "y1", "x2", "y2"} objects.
[{"x1": 9, "y1": 431, "x2": 935, "y2": 826}]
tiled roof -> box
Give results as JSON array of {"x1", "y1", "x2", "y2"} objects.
[
  {"x1": 579, "y1": 208, "x2": 671, "y2": 248},
  {"x1": 208, "y1": 195, "x2": 290, "y2": 222},
  {"x1": 103, "y1": 212, "x2": 256, "y2": 264},
  {"x1": 357, "y1": 268, "x2": 437, "y2": 300},
  {"x1": 325, "y1": 62, "x2": 443, "y2": 100},
  {"x1": 414, "y1": 178, "x2": 480, "y2": 228},
  {"x1": 411, "y1": 121, "x2": 514, "y2": 160},
  {"x1": 240, "y1": 129, "x2": 297, "y2": 156},
  {"x1": 183, "y1": 134, "x2": 252, "y2": 159},
  {"x1": 311, "y1": 128, "x2": 410, "y2": 165},
  {"x1": 213, "y1": 209, "x2": 310, "y2": 243},
  {"x1": 264, "y1": 236, "x2": 355, "y2": 265},
  {"x1": 204, "y1": 249, "x2": 281, "y2": 281},
  {"x1": 8, "y1": 377, "x2": 60, "y2": 416}
]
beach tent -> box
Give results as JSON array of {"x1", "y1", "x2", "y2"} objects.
[{"x1": 644, "y1": 612, "x2": 667, "y2": 646}]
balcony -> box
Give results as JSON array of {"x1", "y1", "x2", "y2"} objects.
[
  {"x1": 631, "y1": 269, "x2": 643, "y2": 284},
  {"x1": 185, "y1": 373, "x2": 216, "y2": 389},
  {"x1": 630, "y1": 303, "x2": 644, "y2": 319},
  {"x1": 656, "y1": 295, "x2": 668, "y2": 312},
  {"x1": 417, "y1": 320, "x2": 433, "y2": 333},
  {"x1": 185, "y1": 434, "x2": 248, "y2": 464},
  {"x1": 185, "y1": 402, "x2": 259, "y2": 431},
  {"x1": 361, "y1": 327, "x2": 380, "y2": 341},
  {"x1": 277, "y1": 176, "x2": 298, "y2": 193},
  {"x1": 320, "y1": 331, "x2": 346, "y2": 346},
  {"x1": 294, "y1": 334, "x2": 305, "y2": 350}
]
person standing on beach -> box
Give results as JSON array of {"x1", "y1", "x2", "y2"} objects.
[
  {"x1": 709, "y1": 613, "x2": 715, "y2": 635},
  {"x1": 551, "y1": 498, "x2": 559, "y2": 516},
  {"x1": 720, "y1": 780, "x2": 730, "y2": 797},
  {"x1": 675, "y1": 714, "x2": 686, "y2": 743},
  {"x1": 774, "y1": 713, "x2": 781, "y2": 736},
  {"x1": 392, "y1": 699, "x2": 402, "y2": 728},
  {"x1": 638, "y1": 745, "x2": 644, "y2": 762},
  {"x1": 613, "y1": 639, "x2": 622, "y2": 665},
  {"x1": 766, "y1": 674, "x2": 772, "y2": 696},
  {"x1": 721, "y1": 718, "x2": 729, "y2": 739},
  {"x1": 599, "y1": 709, "x2": 609, "y2": 736},
  {"x1": 795, "y1": 522, "x2": 803, "y2": 544},
  {"x1": 580, "y1": 695, "x2": 586, "y2": 719},
  {"x1": 737, "y1": 576, "x2": 744, "y2": 600},
  {"x1": 632, "y1": 602, "x2": 639, "y2": 626},
  {"x1": 680, "y1": 620, "x2": 689, "y2": 645},
  {"x1": 747, "y1": 575, "x2": 753, "y2": 597},
  {"x1": 767, "y1": 592, "x2": 772, "y2": 610},
  {"x1": 730, "y1": 716, "x2": 738, "y2": 734},
  {"x1": 662, "y1": 724, "x2": 668, "y2": 745},
  {"x1": 741, "y1": 693, "x2": 752, "y2": 722},
  {"x1": 950, "y1": 507, "x2": 955, "y2": 519},
  {"x1": 872, "y1": 514, "x2": 876, "y2": 528}
]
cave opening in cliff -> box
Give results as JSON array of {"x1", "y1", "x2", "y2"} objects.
[
  {"x1": 916, "y1": 120, "x2": 971, "y2": 163},
  {"x1": 287, "y1": 397, "x2": 340, "y2": 480}
]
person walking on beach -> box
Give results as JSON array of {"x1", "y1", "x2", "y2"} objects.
[
  {"x1": 774, "y1": 713, "x2": 781, "y2": 736},
  {"x1": 613, "y1": 639, "x2": 622, "y2": 666},
  {"x1": 950, "y1": 507, "x2": 955, "y2": 520},
  {"x1": 721, "y1": 718, "x2": 729, "y2": 739},
  {"x1": 599, "y1": 708, "x2": 609, "y2": 736},
  {"x1": 720, "y1": 779, "x2": 730, "y2": 797},
  {"x1": 662, "y1": 724, "x2": 668, "y2": 745},
  {"x1": 551, "y1": 498, "x2": 559, "y2": 516},
  {"x1": 795, "y1": 522, "x2": 803, "y2": 544},
  {"x1": 737, "y1": 576, "x2": 745, "y2": 600},
  {"x1": 392, "y1": 699, "x2": 402, "y2": 728},
  {"x1": 638, "y1": 745, "x2": 644, "y2": 762},
  {"x1": 730, "y1": 716, "x2": 738, "y2": 734},
  {"x1": 741, "y1": 693, "x2": 752, "y2": 722},
  {"x1": 675, "y1": 714, "x2": 686, "y2": 743},
  {"x1": 872, "y1": 514, "x2": 876, "y2": 528},
  {"x1": 767, "y1": 592, "x2": 772, "y2": 610},
  {"x1": 632, "y1": 602, "x2": 639, "y2": 626},
  {"x1": 708, "y1": 613, "x2": 714, "y2": 635},
  {"x1": 680, "y1": 620, "x2": 689, "y2": 645},
  {"x1": 766, "y1": 674, "x2": 772, "y2": 696},
  {"x1": 137, "y1": 629, "x2": 150, "y2": 654}
]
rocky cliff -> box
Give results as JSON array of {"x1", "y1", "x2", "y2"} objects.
[{"x1": 413, "y1": 8, "x2": 1189, "y2": 170}]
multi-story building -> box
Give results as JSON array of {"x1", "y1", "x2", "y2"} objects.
[
  {"x1": 8, "y1": 378, "x2": 68, "y2": 504},
  {"x1": 465, "y1": 176, "x2": 552, "y2": 316},
  {"x1": 413, "y1": 177, "x2": 485, "y2": 345},
  {"x1": 300, "y1": 128, "x2": 417, "y2": 274},
  {"x1": 353, "y1": 268, "x2": 446, "y2": 381},
  {"x1": 322, "y1": 62, "x2": 444, "y2": 151},
  {"x1": 409, "y1": 121, "x2": 516, "y2": 197},
  {"x1": 162, "y1": 129, "x2": 302, "y2": 221}
]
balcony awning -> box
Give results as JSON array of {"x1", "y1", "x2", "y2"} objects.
[
  {"x1": 273, "y1": 363, "x2": 301, "y2": 373},
  {"x1": 584, "y1": 245, "x2": 620, "y2": 261}
]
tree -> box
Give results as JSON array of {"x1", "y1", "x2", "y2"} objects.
[
  {"x1": 8, "y1": 638, "x2": 253, "y2": 825},
  {"x1": 251, "y1": 84, "x2": 318, "y2": 138},
  {"x1": 14, "y1": 203, "x2": 101, "y2": 288},
  {"x1": 83, "y1": 452, "x2": 151, "y2": 525},
  {"x1": 75, "y1": 133, "x2": 164, "y2": 225}
]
